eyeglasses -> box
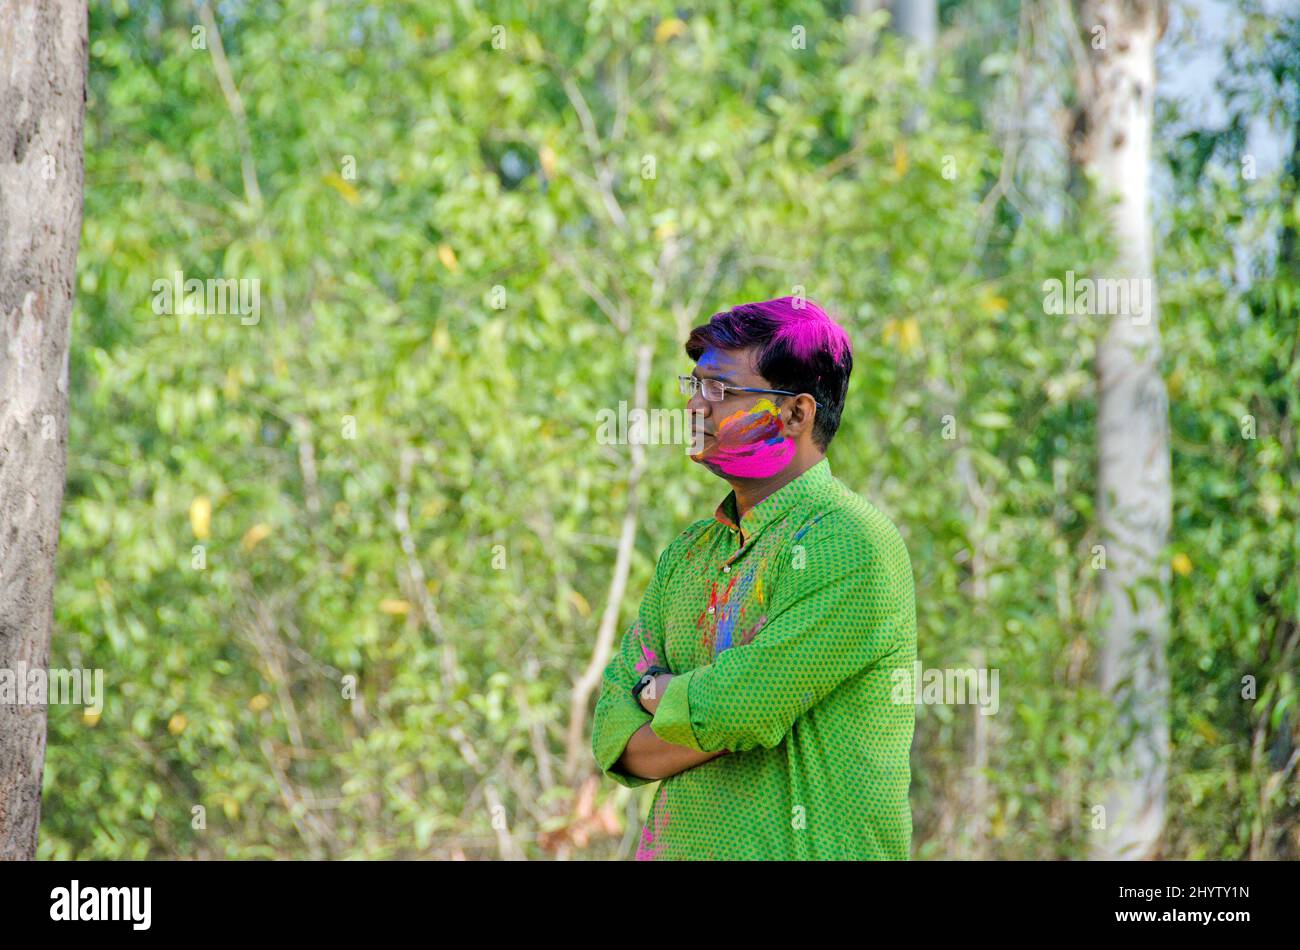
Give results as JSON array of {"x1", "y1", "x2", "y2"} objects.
[{"x1": 678, "y1": 375, "x2": 823, "y2": 411}]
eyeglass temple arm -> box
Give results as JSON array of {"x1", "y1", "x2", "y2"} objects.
[
  {"x1": 738, "y1": 386, "x2": 824, "y2": 409},
  {"x1": 685, "y1": 379, "x2": 823, "y2": 410}
]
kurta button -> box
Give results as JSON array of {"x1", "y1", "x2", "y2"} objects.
[
  {"x1": 723, "y1": 565, "x2": 731, "y2": 573},
  {"x1": 708, "y1": 606, "x2": 716, "y2": 614}
]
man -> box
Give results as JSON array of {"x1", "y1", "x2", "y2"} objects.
[{"x1": 590, "y1": 295, "x2": 917, "y2": 860}]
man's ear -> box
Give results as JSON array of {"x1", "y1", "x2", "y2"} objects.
[{"x1": 783, "y1": 394, "x2": 817, "y2": 438}]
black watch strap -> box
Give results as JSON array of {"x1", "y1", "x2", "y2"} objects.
[{"x1": 631, "y1": 666, "x2": 674, "y2": 700}]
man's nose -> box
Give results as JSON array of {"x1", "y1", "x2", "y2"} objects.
[{"x1": 686, "y1": 391, "x2": 711, "y2": 417}]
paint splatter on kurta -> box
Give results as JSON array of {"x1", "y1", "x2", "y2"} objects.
[
  {"x1": 591, "y1": 459, "x2": 917, "y2": 860},
  {"x1": 634, "y1": 786, "x2": 671, "y2": 861}
]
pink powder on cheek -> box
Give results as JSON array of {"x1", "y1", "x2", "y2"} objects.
[
  {"x1": 692, "y1": 398, "x2": 795, "y2": 478},
  {"x1": 711, "y1": 435, "x2": 795, "y2": 477}
]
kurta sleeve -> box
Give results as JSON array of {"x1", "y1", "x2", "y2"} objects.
[
  {"x1": 591, "y1": 533, "x2": 689, "y2": 788},
  {"x1": 650, "y1": 513, "x2": 911, "y2": 753}
]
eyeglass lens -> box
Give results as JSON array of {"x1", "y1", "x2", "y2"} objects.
[{"x1": 681, "y1": 376, "x2": 725, "y2": 401}]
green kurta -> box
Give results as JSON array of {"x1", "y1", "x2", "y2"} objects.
[{"x1": 591, "y1": 458, "x2": 917, "y2": 860}]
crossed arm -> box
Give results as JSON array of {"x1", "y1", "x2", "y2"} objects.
[
  {"x1": 615, "y1": 723, "x2": 728, "y2": 782},
  {"x1": 612, "y1": 673, "x2": 729, "y2": 781},
  {"x1": 595, "y1": 519, "x2": 909, "y2": 790},
  {"x1": 593, "y1": 515, "x2": 909, "y2": 785},
  {"x1": 590, "y1": 535, "x2": 722, "y2": 788}
]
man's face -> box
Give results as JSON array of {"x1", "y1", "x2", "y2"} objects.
[{"x1": 686, "y1": 346, "x2": 799, "y2": 479}]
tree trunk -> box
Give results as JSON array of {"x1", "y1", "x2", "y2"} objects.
[
  {"x1": 0, "y1": 0, "x2": 87, "y2": 860},
  {"x1": 890, "y1": 0, "x2": 937, "y2": 51},
  {"x1": 1070, "y1": 0, "x2": 1171, "y2": 860},
  {"x1": 890, "y1": 0, "x2": 937, "y2": 119}
]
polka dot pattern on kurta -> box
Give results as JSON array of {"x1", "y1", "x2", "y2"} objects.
[{"x1": 591, "y1": 458, "x2": 917, "y2": 859}]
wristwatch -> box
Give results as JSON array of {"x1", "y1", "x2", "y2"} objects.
[{"x1": 631, "y1": 666, "x2": 673, "y2": 700}]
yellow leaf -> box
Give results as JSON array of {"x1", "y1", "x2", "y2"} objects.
[
  {"x1": 83, "y1": 709, "x2": 101, "y2": 727},
  {"x1": 899, "y1": 317, "x2": 921, "y2": 353},
  {"x1": 379, "y1": 599, "x2": 411, "y2": 616},
  {"x1": 1172, "y1": 553, "x2": 1193, "y2": 576},
  {"x1": 1191, "y1": 714, "x2": 1219, "y2": 745},
  {"x1": 242, "y1": 523, "x2": 272, "y2": 552},
  {"x1": 248, "y1": 693, "x2": 270, "y2": 712},
  {"x1": 223, "y1": 366, "x2": 242, "y2": 400},
  {"x1": 431, "y1": 324, "x2": 451, "y2": 353},
  {"x1": 655, "y1": 18, "x2": 687, "y2": 43},
  {"x1": 168, "y1": 713, "x2": 188, "y2": 735},
  {"x1": 893, "y1": 139, "x2": 909, "y2": 177},
  {"x1": 568, "y1": 590, "x2": 591, "y2": 618},
  {"x1": 1167, "y1": 366, "x2": 1184, "y2": 396},
  {"x1": 190, "y1": 496, "x2": 211, "y2": 540},
  {"x1": 324, "y1": 172, "x2": 361, "y2": 206},
  {"x1": 437, "y1": 244, "x2": 459, "y2": 272},
  {"x1": 273, "y1": 357, "x2": 288, "y2": 379},
  {"x1": 538, "y1": 144, "x2": 557, "y2": 178},
  {"x1": 978, "y1": 288, "x2": 1008, "y2": 314},
  {"x1": 989, "y1": 810, "x2": 1007, "y2": 838},
  {"x1": 95, "y1": 577, "x2": 112, "y2": 597},
  {"x1": 223, "y1": 797, "x2": 241, "y2": 820},
  {"x1": 654, "y1": 220, "x2": 677, "y2": 241},
  {"x1": 884, "y1": 317, "x2": 921, "y2": 353}
]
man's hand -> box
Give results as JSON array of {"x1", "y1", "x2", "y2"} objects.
[
  {"x1": 632, "y1": 672, "x2": 731, "y2": 767},
  {"x1": 637, "y1": 673, "x2": 673, "y2": 714}
]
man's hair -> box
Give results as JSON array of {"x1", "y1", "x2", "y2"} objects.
[{"x1": 684, "y1": 296, "x2": 853, "y2": 451}]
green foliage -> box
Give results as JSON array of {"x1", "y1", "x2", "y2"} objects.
[{"x1": 38, "y1": 0, "x2": 1297, "y2": 859}]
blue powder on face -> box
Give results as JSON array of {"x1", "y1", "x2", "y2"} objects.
[{"x1": 697, "y1": 348, "x2": 723, "y2": 370}]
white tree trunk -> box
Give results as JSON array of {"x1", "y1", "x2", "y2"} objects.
[
  {"x1": 0, "y1": 0, "x2": 86, "y2": 860},
  {"x1": 890, "y1": 0, "x2": 937, "y2": 50},
  {"x1": 1071, "y1": 0, "x2": 1171, "y2": 860}
]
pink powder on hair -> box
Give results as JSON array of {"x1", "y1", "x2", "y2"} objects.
[{"x1": 744, "y1": 296, "x2": 852, "y2": 366}]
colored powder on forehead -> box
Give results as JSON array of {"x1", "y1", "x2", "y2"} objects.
[
  {"x1": 691, "y1": 397, "x2": 795, "y2": 478},
  {"x1": 696, "y1": 347, "x2": 724, "y2": 369}
]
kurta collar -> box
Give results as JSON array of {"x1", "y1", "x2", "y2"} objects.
[{"x1": 712, "y1": 458, "x2": 833, "y2": 545}]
